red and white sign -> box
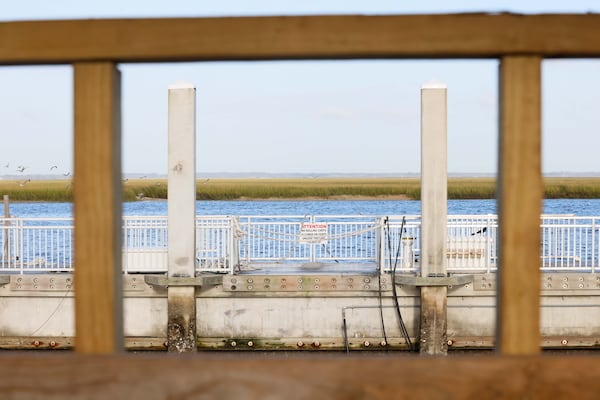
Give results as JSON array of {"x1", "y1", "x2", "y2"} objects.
[{"x1": 299, "y1": 222, "x2": 328, "y2": 244}]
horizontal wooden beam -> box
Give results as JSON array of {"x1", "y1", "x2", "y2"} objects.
[
  {"x1": 2, "y1": 14, "x2": 600, "y2": 64},
  {"x1": 1, "y1": 354, "x2": 600, "y2": 398}
]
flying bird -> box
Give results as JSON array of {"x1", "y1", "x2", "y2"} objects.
[
  {"x1": 50, "y1": 165, "x2": 58, "y2": 171},
  {"x1": 18, "y1": 179, "x2": 31, "y2": 187},
  {"x1": 63, "y1": 172, "x2": 71, "y2": 177},
  {"x1": 16, "y1": 165, "x2": 27, "y2": 173}
]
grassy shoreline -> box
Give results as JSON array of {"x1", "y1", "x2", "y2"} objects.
[{"x1": 0, "y1": 177, "x2": 599, "y2": 202}]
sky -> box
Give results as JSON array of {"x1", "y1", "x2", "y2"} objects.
[{"x1": 1, "y1": 1, "x2": 600, "y2": 177}]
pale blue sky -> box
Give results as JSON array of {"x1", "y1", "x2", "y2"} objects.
[{"x1": 1, "y1": 1, "x2": 600, "y2": 176}]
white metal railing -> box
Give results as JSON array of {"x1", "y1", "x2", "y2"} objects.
[{"x1": 1, "y1": 215, "x2": 599, "y2": 274}]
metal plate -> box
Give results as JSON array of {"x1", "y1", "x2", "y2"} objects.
[
  {"x1": 9, "y1": 275, "x2": 145, "y2": 291},
  {"x1": 222, "y1": 275, "x2": 385, "y2": 292}
]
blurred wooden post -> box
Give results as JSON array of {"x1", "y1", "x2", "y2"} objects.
[
  {"x1": 497, "y1": 56, "x2": 542, "y2": 354},
  {"x1": 167, "y1": 83, "x2": 197, "y2": 352},
  {"x1": 73, "y1": 62, "x2": 123, "y2": 353},
  {"x1": 420, "y1": 83, "x2": 448, "y2": 355}
]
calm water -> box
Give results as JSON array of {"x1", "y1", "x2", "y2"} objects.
[{"x1": 6, "y1": 199, "x2": 600, "y2": 218}]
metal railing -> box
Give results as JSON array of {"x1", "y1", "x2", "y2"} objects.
[{"x1": 1, "y1": 215, "x2": 598, "y2": 274}]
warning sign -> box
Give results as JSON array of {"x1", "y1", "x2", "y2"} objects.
[{"x1": 299, "y1": 222, "x2": 328, "y2": 244}]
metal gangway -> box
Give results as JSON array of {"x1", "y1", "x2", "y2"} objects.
[{"x1": 0, "y1": 215, "x2": 598, "y2": 274}]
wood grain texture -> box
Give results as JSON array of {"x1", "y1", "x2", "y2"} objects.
[
  {"x1": 73, "y1": 62, "x2": 123, "y2": 353},
  {"x1": 0, "y1": 354, "x2": 600, "y2": 399},
  {"x1": 497, "y1": 56, "x2": 542, "y2": 355},
  {"x1": 2, "y1": 14, "x2": 600, "y2": 64}
]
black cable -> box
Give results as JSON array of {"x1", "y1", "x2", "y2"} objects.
[
  {"x1": 377, "y1": 218, "x2": 389, "y2": 350},
  {"x1": 342, "y1": 313, "x2": 349, "y2": 354},
  {"x1": 390, "y1": 216, "x2": 414, "y2": 351}
]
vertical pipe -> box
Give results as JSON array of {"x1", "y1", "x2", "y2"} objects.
[
  {"x1": 167, "y1": 83, "x2": 197, "y2": 353},
  {"x1": 497, "y1": 56, "x2": 542, "y2": 355},
  {"x1": 420, "y1": 83, "x2": 448, "y2": 355},
  {"x1": 73, "y1": 62, "x2": 123, "y2": 353}
]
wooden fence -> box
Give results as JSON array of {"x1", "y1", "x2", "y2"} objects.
[{"x1": 1, "y1": 13, "x2": 600, "y2": 398}]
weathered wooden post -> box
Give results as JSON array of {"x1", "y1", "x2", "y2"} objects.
[
  {"x1": 497, "y1": 56, "x2": 542, "y2": 354},
  {"x1": 420, "y1": 83, "x2": 448, "y2": 355},
  {"x1": 167, "y1": 83, "x2": 197, "y2": 352}
]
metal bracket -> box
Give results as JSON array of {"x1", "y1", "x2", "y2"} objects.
[
  {"x1": 0, "y1": 276, "x2": 9, "y2": 286},
  {"x1": 144, "y1": 274, "x2": 223, "y2": 288},
  {"x1": 395, "y1": 274, "x2": 474, "y2": 287}
]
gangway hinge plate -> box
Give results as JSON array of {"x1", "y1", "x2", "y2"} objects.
[
  {"x1": 395, "y1": 274, "x2": 473, "y2": 287},
  {"x1": 0, "y1": 275, "x2": 9, "y2": 286},
  {"x1": 144, "y1": 274, "x2": 223, "y2": 288}
]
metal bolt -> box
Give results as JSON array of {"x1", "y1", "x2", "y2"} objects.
[
  {"x1": 563, "y1": 277, "x2": 569, "y2": 282},
  {"x1": 297, "y1": 285, "x2": 303, "y2": 290},
  {"x1": 247, "y1": 285, "x2": 253, "y2": 290},
  {"x1": 364, "y1": 285, "x2": 370, "y2": 290},
  {"x1": 562, "y1": 283, "x2": 568, "y2": 289},
  {"x1": 17, "y1": 278, "x2": 22, "y2": 283},
  {"x1": 230, "y1": 341, "x2": 237, "y2": 347},
  {"x1": 33, "y1": 278, "x2": 38, "y2": 283},
  {"x1": 332, "y1": 285, "x2": 337, "y2": 289},
  {"x1": 447, "y1": 339, "x2": 454, "y2": 346},
  {"x1": 579, "y1": 276, "x2": 584, "y2": 281},
  {"x1": 230, "y1": 285, "x2": 237, "y2": 290},
  {"x1": 33, "y1": 340, "x2": 40, "y2": 347},
  {"x1": 380, "y1": 340, "x2": 387, "y2": 347},
  {"x1": 561, "y1": 339, "x2": 568, "y2": 345},
  {"x1": 314, "y1": 285, "x2": 320, "y2": 290},
  {"x1": 364, "y1": 341, "x2": 370, "y2": 347},
  {"x1": 313, "y1": 341, "x2": 321, "y2": 348},
  {"x1": 247, "y1": 278, "x2": 253, "y2": 284},
  {"x1": 231, "y1": 278, "x2": 237, "y2": 284},
  {"x1": 297, "y1": 278, "x2": 303, "y2": 283},
  {"x1": 297, "y1": 341, "x2": 304, "y2": 347},
  {"x1": 247, "y1": 341, "x2": 254, "y2": 347},
  {"x1": 314, "y1": 278, "x2": 320, "y2": 284},
  {"x1": 49, "y1": 341, "x2": 57, "y2": 347},
  {"x1": 578, "y1": 283, "x2": 584, "y2": 289},
  {"x1": 364, "y1": 278, "x2": 370, "y2": 283},
  {"x1": 264, "y1": 278, "x2": 270, "y2": 283}
]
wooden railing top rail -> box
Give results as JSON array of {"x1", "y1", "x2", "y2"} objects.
[{"x1": 1, "y1": 13, "x2": 600, "y2": 65}]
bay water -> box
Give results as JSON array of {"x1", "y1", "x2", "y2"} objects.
[{"x1": 6, "y1": 199, "x2": 600, "y2": 218}]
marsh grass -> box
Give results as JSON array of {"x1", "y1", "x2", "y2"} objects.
[{"x1": 1, "y1": 177, "x2": 599, "y2": 201}]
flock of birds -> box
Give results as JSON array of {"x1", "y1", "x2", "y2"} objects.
[
  {"x1": 4, "y1": 163, "x2": 175, "y2": 201},
  {"x1": 3, "y1": 162, "x2": 71, "y2": 187}
]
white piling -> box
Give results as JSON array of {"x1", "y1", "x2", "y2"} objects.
[
  {"x1": 419, "y1": 83, "x2": 448, "y2": 355},
  {"x1": 167, "y1": 82, "x2": 197, "y2": 352}
]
